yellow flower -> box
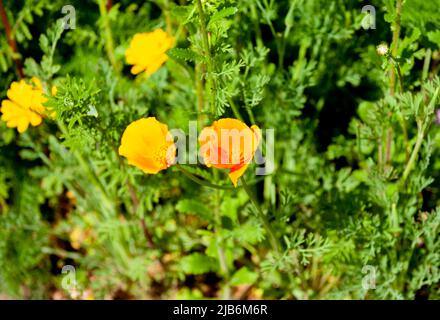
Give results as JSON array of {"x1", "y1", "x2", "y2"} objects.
[
  {"x1": 199, "y1": 118, "x2": 261, "y2": 187},
  {"x1": 119, "y1": 117, "x2": 176, "y2": 174},
  {"x1": 0, "y1": 78, "x2": 48, "y2": 133},
  {"x1": 125, "y1": 29, "x2": 174, "y2": 76},
  {"x1": 70, "y1": 227, "x2": 86, "y2": 250}
]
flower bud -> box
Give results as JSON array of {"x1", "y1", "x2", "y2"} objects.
[{"x1": 376, "y1": 43, "x2": 389, "y2": 56}]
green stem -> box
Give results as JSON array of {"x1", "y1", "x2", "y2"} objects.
[
  {"x1": 389, "y1": 56, "x2": 404, "y2": 94},
  {"x1": 378, "y1": 136, "x2": 383, "y2": 169},
  {"x1": 401, "y1": 125, "x2": 424, "y2": 185},
  {"x1": 176, "y1": 165, "x2": 239, "y2": 190},
  {"x1": 213, "y1": 170, "x2": 231, "y2": 299},
  {"x1": 228, "y1": 98, "x2": 244, "y2": 121},
  {"x1": 389, "y1": 0, "x2": 403, "y2": 96},
  {"x1": 97, "y1": 0, "x2": 120, "y2": 72},
  {"x1": 384, "y1": 57, "x2": 404, "y2": 166},
  {"x1": 196, "y1": 0, "x2": 216, "y2": 117},
  {"x1": 250, "y1": 3, "x2": 263, "y2": 48},
  {"x1": 422, "y1": 48, "x2": 432, "y2": 83},
  {"x1": 195, "y1": 62, "x2": 205, "y2": 125},
  {"x1": 57, "y1": 121, "x2": 115, "y2": 216},
  {"x1": 389, "y1": 55, "x2": 408, "y2": 159},
  {"x1": 241, "y1": 176, "x2": 281, "y2": 256},
  {"x1": 256, "y1": 0, "x2": 281, "y2": 67},
  {"x1": 384, "y1": 0, "x2": 403, "y2": 167},
  {"x1": 400, "y1": 114, "x2": 409, "y2": 162},
  {"x1": 163, "y1": 0, "x2": 172, "y2": 34},
  {"x1": 385, "y1": 128, "x2": 393, "y2": 165}
]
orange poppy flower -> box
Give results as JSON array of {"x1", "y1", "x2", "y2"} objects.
[
  {"x1": 199, "y1": 118, "x2": 261, "y2": 187},
  {"x1": 118, "y1": 117, "x2": 176, "y2": 174}
]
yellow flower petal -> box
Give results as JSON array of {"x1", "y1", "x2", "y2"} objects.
[
  {"x1": 1, "y1": 78, "x2": 48, "y2": 133},
  {"x1": 6, "y1": 81, "x2": 34, "y2": 109},
  {"x1": 125, "y1": 29, "x2": 174, "y2": 76},
  {"x1": 1, "y1": 99, "x2": 42, "y2": 133}
]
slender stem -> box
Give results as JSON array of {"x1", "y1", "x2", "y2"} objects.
[
  {"x1": 385, "y1": 60, "x2": 407, "y2": 168},
  {"x1": 140, "y1": 217, "x2": 156, "y2": 249},
  {"x1": 213, "y1": 170, "x2": 231, "y2": 299},
  {"x1": 279, "y1": 0, "x2": 296, "y2": 70},
  {"x1": 195, "y1": 62, "x2": 205, "y2": 125},
  {"x1": 401, "y1": 125, "x2": 424, "y2": 185},
  {"x1": 163, "y1": 0, "x2": 172, "y2": 34},
  {"x1": 256, "y1": 0, "x2": 283, "y2": 68},
  {"x1": 385, "y1": 128, "x2": 393, "y2": 165},
  {"x1": 250, "y1": 3, "x2": 263, "y2": 48},
  {"x1": 58, "y1": 121, "x2": 115, "y2": 215},
  {"x1": 400, "y1": 114, "x2": 409, "y2": 161},
  {"x1": 127, "y1": 179, "x2": 164, "y2": 266},
  {"x1": 140, "y1": 216, "x2": 166, "y2": 272},
  {"x1": 422, "y1": 48, "x2": 432, "y2": 83},
  {"x1": 400, "y1": 74, "x2": 438, "y2": 185},
  {"x1": 0, "y1": 0, "x2": 23, "y2": 78},
  {"x1": 241, "y1": 176, "x2": 281, "y2": 255},
  {"x1": 377, "y1": 136, "x2": 383, "y2": 169},
  {"x1": 97, "y1": 0, "x2": 120, "y2": 72},
  {"x1": 126, "y1": 179, "x2": 140, "y2": 212},
  {"x1": 389, "y1": 0, "x2": 403, "y2": 96},
  {"x1": 244, "y1": 100, "x2": 256, "y2": 124},
  {"x1": 228, "y1": 98, "x2": 244, "y2": 121},
  {"x1": 176, "y1": 165, "x2": 238, "y2": 190},
  {"x1": 393, "y1": 59, "x2": 404, "y2": 94},
  {"x1": 389, "y1": 56, "x2": 408, "y2": 159},
  {"x1": 384, "y1": 0, "x2": 403, "y2": 166},
  {"x1": 196, "y1": 0, "x2": 216, "y2": 117}
]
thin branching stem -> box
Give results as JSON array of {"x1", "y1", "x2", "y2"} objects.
[
  {"x1": 241, "y1": 176, "x2": 281, "y2": 256},
  {"x1": 384, "y1": 0, "x2": 404, "y2": 167},
  {"x1": 97, "y1": 0, "x2": 120, "y2": 72},
  {"x1": 401, "y1": 123, "x2": 424, "y2": 185},
  {"x1": 422, "y1": 49, "x2": 432, "y2": 83},
  {"x1": 213, "y1": 170, "x2": 231, "y2": 299},
  {"x1": 389, "y1": 0, "x2": 403, "y2": 96},
  {"x1": 196, "y1": 0, "x2": 216, "y2": 117}
]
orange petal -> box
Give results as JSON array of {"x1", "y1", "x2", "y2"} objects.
[
  {"x1": 119, "y1": 117, "x2": 176, "y2": 174},
  {"x1": 228, "y1": 164, "x2": 249, "y2": 187}
]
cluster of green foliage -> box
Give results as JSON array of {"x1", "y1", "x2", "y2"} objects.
[{"x1": 0, "y1": 0, "x2": 439, "y2": 299}]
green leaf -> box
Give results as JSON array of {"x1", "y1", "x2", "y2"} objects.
[
  {"x1": 19, "y1": 149, "x2": 40, "y2": 161},
  {"x1": 170, "y1": 5, "x2": 195, "y2": 24},
  {"x1": 180, "y1": 253, "x2": 218, "y2": 275},
  {"x1": 168, "y1": 48, "x2": 203, "y2": 62},
  {"x1": 208, "y1": 7, "x2": 238, "y2": 28},
  {"x1": 230, "y1": 267, "x2": 259, "y2": 286},
  {"x1": 176, "y1": 199, "x2": 211, "y2": 221},
  {"x1": 427, "y1": 30, "x2": 440, "y2": 47}
]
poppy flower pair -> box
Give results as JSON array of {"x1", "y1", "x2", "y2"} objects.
[{"x1": 118, "y1": 117, "x2": 261, "y2": 187}]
